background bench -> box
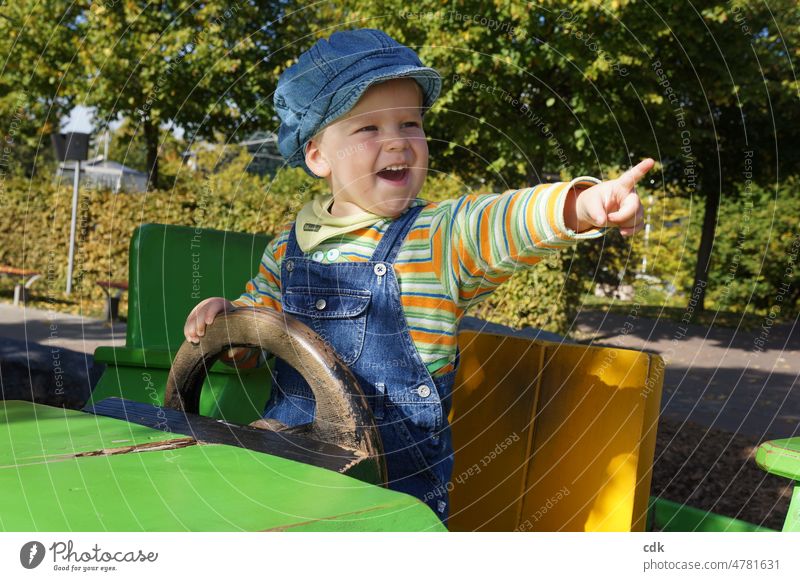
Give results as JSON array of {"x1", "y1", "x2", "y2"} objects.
[
  {"x1": 96, "y1": 279, "x2": 128, "y2": 322},
  {"x1": 0, "y1": 265, "x2": 41, "y2": 306}
]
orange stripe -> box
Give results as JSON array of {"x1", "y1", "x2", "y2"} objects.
[
  {"x1": 523, "y1": 185, "x2": 544, "y2": 246},
  {"x1": 457, "y1": 261, "x2": 508, "y2": 285},
  {"x1": 395, "y1": 261, "x2": 436, "y2": 275},
  {"x1": 401, "y1": 294, "x2": 459, "y2": 313},
  {"x1": 349, "y1": 227, "x2": 383, "y2": 242},
  {"x1": 275, "y1": 240, "x2": 288, "y2": 261},
  {"x1": 409, "y1": 329, "x2": 455, "y2": 345},
  {"x1": 407, "y1": 227, "x2": 430, "y2": 241},
  {"x1": 514, "y1": 254, "x2": 544, "y2": 266},
  {"x1": 431, "y1": 222, "x2": 444, "y2": 281},
  {"x1": 458, "y1": 237, "x2": 481, "y2": 277},
  {"x1": 433, "y1": 361, "x2": 456, "y2": 375},
  {"x1": 547, "y1": 183, "x2": 571, "y2": 239},
  {"x1": 459, "y1": 278, "x2": 510, "y2": 301},
  {"x1": 257, "y1": 263, "x2": 280, "y2": 284},
  {"x1": 260, "y1": 296, "x2": 282, "y2": 311}
]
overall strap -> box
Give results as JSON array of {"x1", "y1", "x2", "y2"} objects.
[
  {"x1": 283, "y1": 222, "x2": 302, "y2": 259},
  {"x1": 371, "y1": 204, "x2": 425, "y2": 264}
]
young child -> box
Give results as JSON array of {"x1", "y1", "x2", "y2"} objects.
[{"x1": 184, "y1": 28, "x2": 652, "y2": 526}]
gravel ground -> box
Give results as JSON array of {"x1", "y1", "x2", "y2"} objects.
[{"x1": 651, "y1": 419, "x2": 793, "y2": 531}]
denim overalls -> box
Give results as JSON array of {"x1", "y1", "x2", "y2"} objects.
[{"x1": 262, "y1": 205, "x2": 455, "y2": 524}]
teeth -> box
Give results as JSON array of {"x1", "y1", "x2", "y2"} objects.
[{"x1": 381, "y1": 164, "x2": 408, "y2": 171}]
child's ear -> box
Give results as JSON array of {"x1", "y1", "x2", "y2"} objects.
[{"x1": 304, "y1": 138, "x2": 330, "y2": 178}]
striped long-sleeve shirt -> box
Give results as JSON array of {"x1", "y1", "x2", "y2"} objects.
[{"x1": 230, "y1": 177, "x2": 604, "y2": 375}]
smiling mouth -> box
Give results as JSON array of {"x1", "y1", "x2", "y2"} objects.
[{"x1": 376, "y1": 167, "x2": 409, "y2": 183}]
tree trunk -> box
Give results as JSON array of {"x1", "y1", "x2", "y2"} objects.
[
  {"x1": 143, "y1": 119, "x2": 159, "y2": 189},
  {"x1": 691, "y1": 185, "x2": 721, "y2": 314}
]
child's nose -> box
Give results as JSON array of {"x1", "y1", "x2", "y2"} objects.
[{"x1": 380, "y1": 130, "x2": 410, "y2": 151}]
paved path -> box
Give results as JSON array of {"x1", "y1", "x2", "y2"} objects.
[
  {"x1": 0, "y1": 304, "x2": 126, "y2": 407},
  {"x1": 572, "y1": 310, "x2": 799, "y2": 441},
  {"x1": 0, "y1": 303, "x2": 125, "y2": 355}
]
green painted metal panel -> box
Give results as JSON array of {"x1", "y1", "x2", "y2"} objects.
[
  {"x1": 0, "y1": 401, "x2": 444, "y2": 532},
  {"x1": 783, "y1": 486, "x2": 800, "y2": 532},
  {"x1": 94, "y1": 346, "x2": 175, "y2": 369},
  {"x1": 0, "y1": 401, "x2": 189, "y2": 467},
  {"x1": 126, "y1": 223, "x2": 271, "y2": 350},
  {"x1": 648, "y1": 497, "x2": 776, "y2": 532},
  {"x1": 90, "y1": 223, "x2": 274, "y2": 422},
  {"x1": 1, "y1": 446, "x2": 444, "y2": 531},
  {"x1": 94, "y1": 346, "x2": 267, "y2": 375},
  {"x1": 756, "y1": 438, "x2": 800, "y2": 481}
]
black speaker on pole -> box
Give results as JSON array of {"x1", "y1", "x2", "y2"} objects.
[{"x1": 51, "y1": 132, "x2": 90, "y2": 162}]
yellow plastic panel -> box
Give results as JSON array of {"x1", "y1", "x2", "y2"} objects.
[
  {"x1": 448, "y1": 331, "x2": 663, "y2": 532},
  {"x1": 447, "y1": 332, "x2": 544, "y2": 531},
  {"x1": 522, "y1": 344, "x2": 661, "y2": 531}
]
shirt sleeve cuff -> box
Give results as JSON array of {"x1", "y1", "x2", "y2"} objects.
[
  {"x1": 554, "y1": 176, "x2": 609, "y2": 240},
  {"x1": 231, "y1": 296, "x2": 256, "y2": 308}
]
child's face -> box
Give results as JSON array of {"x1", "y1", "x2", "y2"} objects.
[{"x1": 304, "y1": 78, "x2": 428, "y2": 217}]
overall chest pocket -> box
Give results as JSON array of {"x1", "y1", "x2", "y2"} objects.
[{"x1": 283, "y1": 287, "x2": 371, "y2": 366}]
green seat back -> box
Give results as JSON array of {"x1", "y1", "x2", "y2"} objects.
[{"x1": 127, "y1": 223, "x2": 271, "y2": 350}]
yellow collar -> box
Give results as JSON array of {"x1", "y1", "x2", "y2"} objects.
[{"x1": 295, "y1": 195, "x2": 385, "y2": 252}]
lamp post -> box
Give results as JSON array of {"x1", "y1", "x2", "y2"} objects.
[{"x1": 51, "y1": 132, "x2": 90, "y2": 295}]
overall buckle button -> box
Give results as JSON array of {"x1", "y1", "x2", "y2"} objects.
[
  {"x1": 373, "y1": 263, "x2": 387, "y2": 276},
  {"x1": 285, "y1": 260, "x2": 294, "y2": 272},
  {"x1": 315, "y1": 298, "x2": 327, "y2": 310},
  {"x1": 417, "y1": 384, "x2": 431, "y2": 398}
]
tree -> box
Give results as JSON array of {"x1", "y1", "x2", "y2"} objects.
[
  {"x1": 0, "y1": 0, "x2": 79, "y2": 177},
  {"x1": 310, "y1": 0, "x2": 800, "y2": 313},
  {"x1": 73, "y1": 0, "x2": 310, "y2": 187}
]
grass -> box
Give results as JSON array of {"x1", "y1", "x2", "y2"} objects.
[{"x1": 577, "y1": 279, "x2": 776, "y2": 331}]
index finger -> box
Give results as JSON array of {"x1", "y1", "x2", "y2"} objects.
[
  {"x1": 607, "y1": 192, "x2": 642, "y2": 226},
  {"x1": 618, "y1": 158, "x2": 654, "y2": 190}
]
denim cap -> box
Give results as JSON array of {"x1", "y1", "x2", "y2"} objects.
[{"x1": 274, "y1": 28, "x2": 441, "y2": 177}]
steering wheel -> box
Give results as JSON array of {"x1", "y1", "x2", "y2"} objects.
[{"x1": 164, "y1": 307, "x2": 387, "y2": 484}]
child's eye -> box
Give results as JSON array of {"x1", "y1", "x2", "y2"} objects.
[
  {"x1": 357, "y1": 125, "x2": 377, "y2": 132},
  {"x1": 402, "y1": 121, "x2": 420, "y2": 128}
]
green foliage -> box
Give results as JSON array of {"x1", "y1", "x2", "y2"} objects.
[
  {"x1": 74, "y1": 0, "x2": 304, "y2": 185},
  {"x1": 0, "y1": 0, "x2": 79, "y2": 176},
  {"x1": 3, "y1": 161, "x2": 796, "y2": 328},
  {"x1": 705, "y1": 178, "x2": 800, "y2": 316},
  {"x1": 575, "y1": 178, "x2": 800, "y2": 321},
  {"x1": 471, "y1": 253, "x2": 578, "y2": 333},
  {"x1": 3, "y1": 0, "x2": 798, "y2": 327},
  {"x1": 319, "y1": 0, "x2": 800, "y2": 192}
]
